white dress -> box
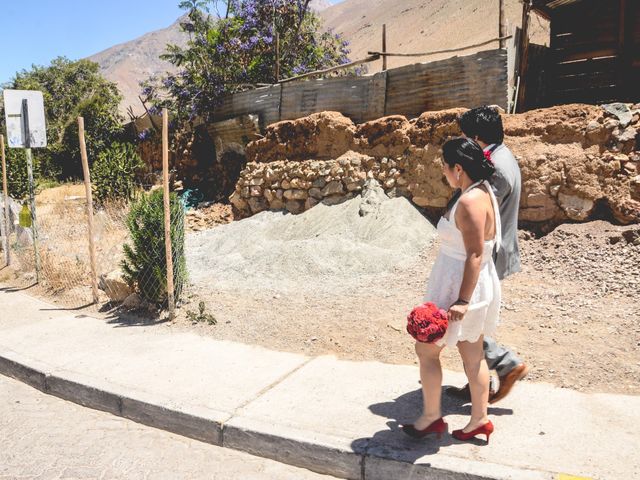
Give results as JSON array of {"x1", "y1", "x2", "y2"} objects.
[{"x1": 424, "y1": 180, "x2": 502, "y2": 347}]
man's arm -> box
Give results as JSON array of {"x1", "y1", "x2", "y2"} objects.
[{"x1": 491, "y1": 167, "x2": 512, "y2": 207}]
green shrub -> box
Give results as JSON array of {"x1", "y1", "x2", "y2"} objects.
[
  {"x1": 91, "y1": 142, "x2": 143, "y2": 206},
  {"x1": 4, "y1": 147, "x2": 61, "y2": 199},
  {"x1": 5, "y1": 149, "x2": 31, "y2": 200},
  {"x1": 186, "y1": 301, "x2": 217, "y2": 325},
  {"x1": 121, "y1": 190, "x2": 187, "y2": 305}
]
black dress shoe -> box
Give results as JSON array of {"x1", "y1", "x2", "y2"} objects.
[
  {"x1": 445, "y1": 382, "x2": 497, "y2": 403},
  {"x1": 445, "y1": 384, "x2": 472, "y2": 402}
]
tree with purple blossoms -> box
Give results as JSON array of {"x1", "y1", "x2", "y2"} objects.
[{"x1": 141, "y1": 0, "x2": 352, "y2": 123}]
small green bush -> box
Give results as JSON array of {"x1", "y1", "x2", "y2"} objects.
[
  {"x1": 91, "y1": 142, "x2": 143, "y2": 206},
  {"x1": 186, "y1": 301, "x2": 217, "y2": 325},
  {"x1": 5, "y1": 149, "x2": 31, "y2": 200},
  {"x1": 121, "y1": 190, "x2": 187, "y2": 305}
]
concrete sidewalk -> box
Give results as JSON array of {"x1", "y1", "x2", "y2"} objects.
[{"x1": 0, "y1": 287, "x2": 637, "y2": 480}]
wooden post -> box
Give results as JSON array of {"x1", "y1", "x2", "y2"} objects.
[
  {"x1": 516, "y1": 1, "x2": 532, "y2": 112},
  {"x1": 1, "y1": 135, "x2": 9, "y2": 267},
  {"x1": 499, "y1": 0, "x2": 507, "y2": 49},
  {"x1": 162, "y1": 108, "x2": 175, "y2": 318},
  {"x1": 618, "y1": 0, "x2": 631, "y2": 100},
  {"x1": 382, "y1": 24, "x2": 388, "y2": 71},
  {"x1": 77, "y1": 117, "x2": 99, "y2": 304},
  {"x1": 275, "y1": 32, "x2": 281, "y2": 82}
]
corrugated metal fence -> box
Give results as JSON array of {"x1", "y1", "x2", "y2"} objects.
[{"x1": 210, "y1": 48, "x2": 508, "y2": 127}]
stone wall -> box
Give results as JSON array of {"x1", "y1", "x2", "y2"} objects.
[{"x1": 232, "y1": 105, "x2": 640, "y2": 226}]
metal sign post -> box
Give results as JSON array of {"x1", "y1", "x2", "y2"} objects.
[
  {"x1": 3, "y1": 90, "x2": 47, "y2": 283},
  {"x1": 22, "y1": 100, "x2": 41, "y2": 282},
  {"x1": 0, "y1": 135, "x2": 9, "y2": 266}
]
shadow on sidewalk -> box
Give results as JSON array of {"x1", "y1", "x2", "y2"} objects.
[
  {"x1": 352, "y1": 387, "x2": 514, "y2": 463},
  {"x1": 0, "y1": 283, "x2": 37, "y2": 293},
  {"x1": 103, "y1": 310, "x2": 170, "y2": 328},
  {"x1": 65, "y1": 303, "x2": 171, "y2": 328}
]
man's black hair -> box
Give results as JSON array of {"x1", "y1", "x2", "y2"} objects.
[{"x1": 458, "y1": 106, "x2": 504, "y2": 145}]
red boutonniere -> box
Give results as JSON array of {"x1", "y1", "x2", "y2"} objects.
[{"x1": 483, "y1": 150, "x2": 494, "y2": 165}]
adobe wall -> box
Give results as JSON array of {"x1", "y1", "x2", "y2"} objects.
[{"x1": 230, "y1": 105, "x2": 640, "y2": 226}]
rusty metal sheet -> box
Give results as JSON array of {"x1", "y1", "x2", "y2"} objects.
[
  {"x1": 279, "y1": 72, "x2": 387, "y2": 123},
  {"x1": 212, "y1": 85, "x2": 281, "y2": 128},
  {"x1": 385, "y1": 49, "x2": 509, "y2": 118}
]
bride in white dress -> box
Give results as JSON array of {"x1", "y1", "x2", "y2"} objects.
[{"x1": 403, "y1": 137, "x2": 501, "y2": 443}]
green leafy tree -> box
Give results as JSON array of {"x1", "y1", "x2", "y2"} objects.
[
  {"x1": 1, "y1": 57, "x2": 124, "y2": 180},
  {"x1": 121, "y1": 190, "x2": 187, "y2": 305},
  {"x1": 91, "y1": 142, "x2": 144, "y2": 206},
  {"x1": 142, "y1": 0, "x2": 352, "y2": 123}
]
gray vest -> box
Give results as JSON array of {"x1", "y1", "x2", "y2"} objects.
[{"x1": 488, "y1": 144, "x2": 521, "y2": 280}]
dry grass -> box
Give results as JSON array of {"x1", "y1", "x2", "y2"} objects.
[
  {"x1": 3, "y1": 184, "x2": 133, "y2": 308},
  {"x1": 35, "y1": 183, "x2": 86, "y2": 203}
]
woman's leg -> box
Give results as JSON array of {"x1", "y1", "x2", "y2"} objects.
[
  {"x1": 414, "y1": 342, "x2": 445, "y2": 429},
  {"x1": 457, "y1": 336, "x2": 490, "y2": 431}
]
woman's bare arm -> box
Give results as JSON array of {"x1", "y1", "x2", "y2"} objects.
[{"x1": 454, "y1": 192, "x2": 487, "y2": 307}]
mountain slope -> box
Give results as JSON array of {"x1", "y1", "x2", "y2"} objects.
[
  {"x1": 88, "y1": 16, "x2": 187, "y2": 116},
  {"x1": 89, "y1": 0, "x2": 547, "y2": 116},
  {"x1": 89, "y1": 2, "x2": 333, "y2": 116},
  {"x1": 320, "y1": 0, "x2": 548, "y2": 73}
]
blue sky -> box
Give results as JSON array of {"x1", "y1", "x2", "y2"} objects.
[{"x1": 0, "y1": 0, "x2": 342, "y2": 84}]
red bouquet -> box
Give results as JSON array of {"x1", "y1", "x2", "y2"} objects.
[{"x1": 406, "y1": 302, "x2": 449, "y2": 343}]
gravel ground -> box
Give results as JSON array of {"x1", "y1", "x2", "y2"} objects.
[
  {"x1": 177, "y1": 219, "x2": 640, "y2": 396},
  {"x1": 186, "y1": 182, "x2": 436, "y2": 294}
]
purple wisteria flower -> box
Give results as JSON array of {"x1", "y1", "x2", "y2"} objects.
[
  {"x1": 137, "y1": 129, "x2": 152, "y2": 141},
  {"x1": 158, "y1": 0, "x2": 354, "y2": 126}
]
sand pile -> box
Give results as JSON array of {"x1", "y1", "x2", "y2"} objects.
[{"x1": 186, "y1": 180, "x2": 436, "y2": 293}]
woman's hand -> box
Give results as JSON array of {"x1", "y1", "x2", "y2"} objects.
[{"x1": 448, "y1": 302, "x2": 469, "y2": 322}]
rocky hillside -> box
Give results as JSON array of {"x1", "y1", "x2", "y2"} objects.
[
  {"x1": 319, "y1": 0, "x2": 549, "y2": 72},
  {"x1": 88, "y1": 16, "x2": 188, "y2": 117}
]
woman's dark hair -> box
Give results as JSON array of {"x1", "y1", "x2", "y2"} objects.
[
  {"x1": 442, "y1": 137, "x2": 496, "y2": 182},
  {"x1": 458, "y1": 106, "x2": 504, "y2": 145}
]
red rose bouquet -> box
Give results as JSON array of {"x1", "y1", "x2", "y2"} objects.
[{"x1": 406, "y1": 302, "x2": 449, "y2": 343}]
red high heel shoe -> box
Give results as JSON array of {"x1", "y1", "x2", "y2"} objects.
[
  {"x1": 401, "y1": 417, "x2": 448, "y2": 439},
  {"x1": 452, "y1": 420, "x2": 494, "y2": 443}
]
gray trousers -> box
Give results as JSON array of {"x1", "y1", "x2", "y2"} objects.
[{"x1": 483, "y1": 337, "x2": 522, "y2": 377}]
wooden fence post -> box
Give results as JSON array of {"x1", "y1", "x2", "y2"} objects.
[
  {"x1": 275, "y1": 32, "x2": 281, "y2": 82},
  {"x1": 162, "y1": 108, "x2": 175, "y2": 318},
  {"x1": 382, "y1": 24, "x2": 388, "y2": 71},
  {"x1": 1, "y1": 134, "x2": 9, "y2": 267},
  {"x1": 516, "y1": 1, "x2": 532, "y2": 112},
  {"x1": 77, "y1": 117, "x2": 99, "y2": 304},
  {"x1": 499, "y1": 0, "x2": 507, "y2": 49}
]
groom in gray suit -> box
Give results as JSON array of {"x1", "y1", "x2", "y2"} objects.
[{"x1": 447, "y1": 105, "x2": 529, "y2": 404}]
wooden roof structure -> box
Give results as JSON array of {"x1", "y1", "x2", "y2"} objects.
[
  {"x1": 530, "y1": 0, "x2": 585, "y2": 19},
  {"x1": 519, "y1": 0, "x2": 639, "y2": 108}
]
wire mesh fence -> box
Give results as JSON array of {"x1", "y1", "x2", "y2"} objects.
[
  {"x1": 0, "y1": 178, "x2": 189, "y2": 314},
  {"x1": 1, "y1": 110, "x2": 188, "y2": 315}
]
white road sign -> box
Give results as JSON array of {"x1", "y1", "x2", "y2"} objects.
[{"x1": 3, "y1": 89, "x2": 47, "y2": 148}]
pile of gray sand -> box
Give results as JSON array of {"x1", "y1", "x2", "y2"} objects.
[{"x1": 186, "y1": 180, "x2": 437, "y2": 294}]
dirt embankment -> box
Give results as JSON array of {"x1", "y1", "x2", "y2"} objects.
[{"x1": 233, "y1": 104, "x2": 640, "y2": 228}]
